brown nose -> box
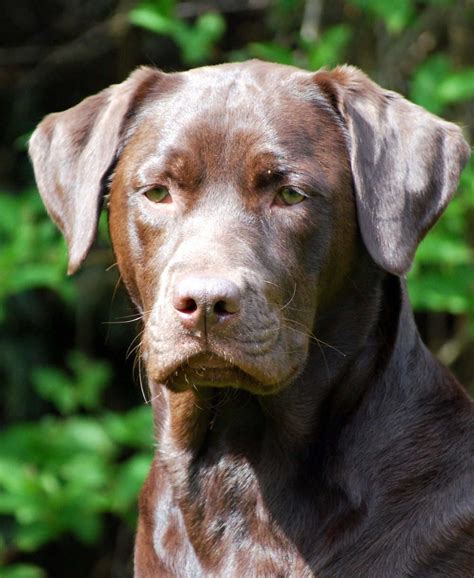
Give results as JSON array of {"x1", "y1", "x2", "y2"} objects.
[{"x1": 172, "y1": 275, "x2": 241, "y2": 332}]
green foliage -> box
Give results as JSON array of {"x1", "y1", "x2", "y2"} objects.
[
  {"x1": 408, "y1": 156, "x2": 474, "y2": 326},
  {"x1": 0, "y1": 190, "x2": 74, "y2": 320},
  {"x1": 0, "y1": 361, "x2": 153, "y2": 554},
  {"x1": 130, "y1": 1, "x2": 225, "y2": 65},
  {"x1": 0, "y1": 186, "x2": 152, "y2": 572},
  {"x1": 240, "y1": 24, "x2": 352, "y2": 71},
  {"x1": 1, "y1": 565, "x2": 45, "y2": 578},
  {"x1": 348, "y1": 0, "x2": 415, "y2": 33},
  {"x1": 408, "y1": 53, "x2": 474, "y2": 327},
  {"x1": 304, "y1": 24, "x2": 353, "y2": 70},
  {"x1": 32, "y1": 352, "x2": 111, "y2": 415},
  {"x1": 411, "y1": 54, "x2": 474, "y2": 115},
  {"x1": 244, "y1": 41, "x2": 295, "y2": 65}
]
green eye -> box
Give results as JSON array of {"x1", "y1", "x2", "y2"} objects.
[
  {"x1": 278, "y1": 187, "x2": 306, "y2": 206},
  {"x1": 145, "y1": 186, "x2": 170, "y2": 203}
]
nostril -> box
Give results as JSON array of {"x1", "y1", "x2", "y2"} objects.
[
  {"x1": 214, "y1": 300, "x2": 228, "y2": 315},
  {"x1": 213, "y1": 298, "x2": 239, "y2": 316},
  {"x1": 173, "y1": 275, "x2": 241, "y2": 330},
  {"x1": 179, "y1": 298, "x2": 198, "y2": 314}
]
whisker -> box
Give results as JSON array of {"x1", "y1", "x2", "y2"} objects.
[
  {"x1": 278, "y1": 304, "x2": 313, "y2": 314},
  {"x1": 147, "y1": 389, "x2": 163, "y2": 403},
  {"x1": 104, "y1": 273, "x2": 125, "y2": 344},
  {"x1": 132, "y1": 339, "x2": 153, "y2": 405},
  {"x1": 282, "y1": 324, "x2": 331, "y2": 384},
  {"x1": 281, "y1": 319, "x2": 346, "y2": 357},
  {"x1": 111, "y1": 272, "x2": 124, "y2": 306},
  {"x1": 113, "y1": 311, "x2": 148, "y2": 320},
  {"x1": 102, "y1": 316, "x2": 144, "y2": 325},
  {"x1": 126, "y1": 329, "x2": 145, "y2": 360},
  {"x1": 280, "y1": 283, "x2": 297, "y2": 311},
  {"x1": 138, "y1": 353, "x2": 150, "y2": 404},
  {"x1": 111, "y1": 306, "x2": 153, "y2": 321}
]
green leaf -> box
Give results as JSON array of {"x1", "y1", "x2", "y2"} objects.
[
  {"x1": 60, "y1": 454, "x2": 111, "y2": 489},
  {"x1": 103, "y1": 406, "x2": 153, "y2": 449},
  {"x1": 0, "y1": 189, "x2": 74, "y2": 306},
  {"x1": 15, "y1": 522, "x2": 60, "y2": 551},
  {"x1": 408, "y1": 266, "x2": 474, "y2": 315},
  {"x1": 130, "y1": 3, "x2": 225, "y2": 65},
  {"x1": 110, "y1": 453, "x2": 152, "y2": 514},
  {"x1": 69, "y1": 351, "x2": 111, "y2": 411},
  {"x1": 32, "y1": 352, "x2": 111, "y2": 414},
  {"x1": 0, "y1": 458, "x2": 30, "y2": 493},
  {"x1": 129, "y1": 6, "x2": 176, "y2": 36},
  {"x1": 196, "y1": 12, "x2": 226, "y2": 42},
  {"x1": 305, "y1": 24, "x2": 352, "y2": 70},
  {"x1": 438, "y1": 69, "x2": 474, "y2": 104},
  {"x1": 67, "y1": 512, "x2": 103, "y2": 543},
  {"x1": 178, "y1": 13, "x2": 226, "y2": 65},
  {"x1": 415, "y1": 230, "x2": 472, "y2": 267},
  {"x1": 411, "y1": 54, "x2": 474, "y2": 114},
  {"x1": 0, "y1": 564, "x2": 46, "y2": 578},
  {"x1": 348, "y1": 0, "x2": 414, "y2": 33},
  {"x1": 410, "y1": 53, "x2": 449, "y2": 114},
  {"x1": 13, "y1": 131, "x2": 33, "y2": 151},
  {"x1": 33, "y1": 367, "x2": 78, "y2": 414},
  {"x1": 62, "y1": 418, "x2": 116, "y2": 457},
  {"x1": 246, "y1": 42, "x2": 296, "y2": 65}
]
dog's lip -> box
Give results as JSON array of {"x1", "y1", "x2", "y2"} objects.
[
  {"x1": 150, "y1": 346, "x2": 298, "y2": 394},
  {"x1": 186, "y1": 353, "x2": 233, "y2": 369},
  {"x1": 157, "y1": 351, "x2": 282, "y2": 394}
]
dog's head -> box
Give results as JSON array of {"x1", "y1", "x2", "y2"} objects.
[{"x1": 29, "y1": 61, "x2": 469, "y2": 395}]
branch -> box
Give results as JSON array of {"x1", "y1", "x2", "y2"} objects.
[{"x1": 300, "y1": 0, "x2": 323, "y2": 43}]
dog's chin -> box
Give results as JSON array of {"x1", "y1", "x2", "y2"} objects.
[{"x1": 157, "y1": 353, "x2": 283, "y2": 396}]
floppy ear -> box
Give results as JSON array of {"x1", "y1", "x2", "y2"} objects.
[
  {"x1": 314, "y1": 66, "x2": 470, "y2": 276},
  {"x1": 29, "y1": 66, "x2": 163, "y2": 274}
]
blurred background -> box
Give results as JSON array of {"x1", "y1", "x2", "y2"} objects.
[{"x1": 0, "y1": 0, "x2": 473, "y2": 576}]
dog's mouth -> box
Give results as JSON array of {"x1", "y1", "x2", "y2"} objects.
[{"x1": 162, "y1": 352, "x2": 280, "y2": 395}]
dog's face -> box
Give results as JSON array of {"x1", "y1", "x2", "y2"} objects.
[
  {"x1": 109, "y1": 65, "x2": 355, "y2": 394},
  {"x1": 29, "y1": 61, "x2": 469, "y2": 396}
]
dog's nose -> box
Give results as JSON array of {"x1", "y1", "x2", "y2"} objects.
[{"x1": 172, "y1": 276, "x2": 241, "y2": 332}]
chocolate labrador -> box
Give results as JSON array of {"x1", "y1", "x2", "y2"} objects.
[{"x1": 30, "y1": 61, "x2": 473, "y2": 577}]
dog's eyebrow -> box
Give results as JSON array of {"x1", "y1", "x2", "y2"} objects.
[
  {"x1": 134, "y1": 157, "x2": 167, "y2": 187},
  {"x1": 253, "y1": 169, "x2": 284, "y2": 191},
  {"x1": 249, "y1": 151, "x2": 332, "y2": 197},
  {"x1": 134, "y1": 149, "x2": 203, "y2": 188},
  {"x1": 249, "y1": 152, "x2": 286, "y2": 182}
]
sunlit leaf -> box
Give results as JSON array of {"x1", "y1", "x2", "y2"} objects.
[
  {"x1": 130, "y1": 3, "x2": 225, "y2": 65},
  {"x1": 0, "y1": 564, "x2": 46, "y2": 578},
  {"x1": 410, "y1": 53, "x2": 450, "y2": 114},
  {"x1": 246, "y1": 42, "x2": 296, "y2": 65},
  {"x1": 110, "y1": 453, "x2": 152, "y2": 513},
  {"x1": 438, "y1": 69, "x2": 474, "y2": 103},
  {"x1": 305, "y1": 24, "x2": 352, "y2": 70}
]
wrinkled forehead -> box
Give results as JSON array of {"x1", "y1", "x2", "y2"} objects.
[{"x1": 122, "y1": 63, "x2": 349, "y2": 182}]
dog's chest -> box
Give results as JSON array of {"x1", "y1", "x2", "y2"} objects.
[{"x1": 152, "y1": 455, "x2": 316, "y2": 577}]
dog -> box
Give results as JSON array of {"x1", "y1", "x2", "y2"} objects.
[{"x1": 30, "y1": 60, "x2": 473, "y2": 577}]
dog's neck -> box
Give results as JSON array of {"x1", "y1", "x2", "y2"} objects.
[
  {"x1": 151, "y1": 262, "x2": 423, "y2": 486},
  {"x1": 146, "y1": 263, "x2": 437, "y2": 567}
]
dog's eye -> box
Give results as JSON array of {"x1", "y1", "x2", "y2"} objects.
[
  {"x1": 277, "y1": 187, "x2": 306, "y2": 206},
  {"x1": 145, "y1": 186, "x2": 170, "y2": 203}
]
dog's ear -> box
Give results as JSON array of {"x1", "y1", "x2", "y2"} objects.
[
  {"x1": 314, "y1": 66, "x2": 470, "y2": 276},
  {"x1": 29, "y1": 67, "x2": 163, "y2": 274}
]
